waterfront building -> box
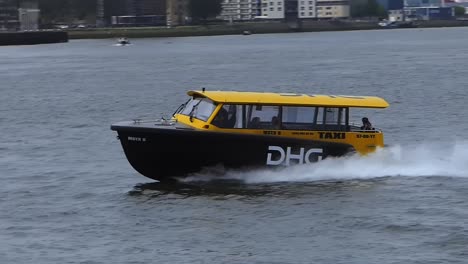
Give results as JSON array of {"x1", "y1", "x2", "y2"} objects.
[
  {"x1": 19, "y1": 1, "x2": 40, "y2": 31},
  {"x1": 387, "y1": 0, "x2": 455, "y2": 20},
  {"x1": 126, "y1": 0, "x2": 166, "y2": 16},
  {"x1": 260, "y1": 0, "x2": 284, "y2": 18},
  {"x1": 259, "y1": 0, "x2": 349, "y2": 19},
  {"x1": 0, "y1": 0, "x2": 19, "y2": 31},
  {"x1": 104, "y1": 0, "x2": 134, "y2": 24},
  {"x1": 377, "y1": 0, "x2": 404, "y2": 10},
  {"x1": 377, "y1": 0, "x2": 388, "y2": 9},
  {"x1": 389, "y1": 0, "x2": 405, "y2": 9},
  {"x1": 220, "y1": 0, "x2": 261, "y2": 21},
  {"x1": 405, "y1": 0, "x2": 444, "y2": 7},
  {"x1": 403, "y1": 0, "x2": 455, "y2": 19},
  {"x1": 368, "y1": 0, "x2": 457, "y2": 21},
  {"x1": 107, "y1": 0, "x2": 188, "y2": 27},
  {"x1": 97, "y1": 0, "x2": 105, "y2": 27},
  {"x1": 443, "y1": 0, "x2": 468, "y2": 13},
  {"x1": 298, "y1": 0, "x2": 317, "y2": 18},
  {"x1": 166, "y1": 0, "x2": 189, "y2": 26},
  {"x1": 405, "y1": 6, "x2": 455, "y2": 19},
  {"x1": 259, "y1": 0, "x2": 284, "y2": 19},
  {"x1": 0, "y1": 0, "x2": 40, "y2": 31},
  {"x1": 314, "y1": 0, "x2": 350, "y2": 18}
]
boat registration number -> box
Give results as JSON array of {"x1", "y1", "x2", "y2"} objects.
[
  {"x1": 356, "y1": 134, "x2": 375, "y2": 139},
  {"x1": 128, "y1": 136, "x2": 147, "y2": 142}
]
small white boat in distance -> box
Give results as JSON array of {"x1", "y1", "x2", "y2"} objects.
[{"x1": 116, "y1": 37, "x2": 130, "y2": 45}]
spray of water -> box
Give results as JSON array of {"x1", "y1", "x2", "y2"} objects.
[{"x1": 181, "y1": 141, "x2": 468, "y2": 184}]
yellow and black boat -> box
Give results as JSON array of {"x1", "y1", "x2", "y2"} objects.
[{"x1": 111, "y1": 89, "x2": 389, "y2": 182}]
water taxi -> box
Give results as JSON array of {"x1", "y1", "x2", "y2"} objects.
[{"x1": 111, "y1": 89, "x2": 389, "y2": 182}]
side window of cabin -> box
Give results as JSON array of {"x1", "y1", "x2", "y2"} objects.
[
  {"x1": 314, "y1": 107, "x2": 324, "y2": 126},
  {"x1": 322, "y1": 107, "x2": 346, "y2": 131},
  {"x1": 282, "y1": 106, "x2": 347, "y2": 131},
  {"x1": 231, "y1": 105, "x2": 243, "y2": 128},
  {"x1": 247, "y1": 105, "x2": 280, "y2": 129},
  {"x1": 212, "y1": 104, "x2": 243, "y2": 128},
  {"x1": 282, "y1": 106, "x2": 315, "y2": 130},
  {"x1": 325, "y1": 108, "x2": 339, "y2": 124}
]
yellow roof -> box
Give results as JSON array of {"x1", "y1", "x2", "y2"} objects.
[{"x1": 187, "y1": 90, "x2": 389, "y2": 108}]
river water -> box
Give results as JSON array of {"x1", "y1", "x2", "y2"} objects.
[{"x1": 1, "y1": 27, "x2": 468, "y2": 264}]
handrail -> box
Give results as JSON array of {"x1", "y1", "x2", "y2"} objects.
[{"x1": 132, "y1": 118, "x2": 176, "y2": 125}]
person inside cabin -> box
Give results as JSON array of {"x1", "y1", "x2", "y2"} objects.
[
  {"x1": 212, "y1": 108, "x2": 228, "y2": 128},
  {"x1": 271, "y1": 116, "x2": 280, "y2": 129},
  {"x1": 361, "y1": 117, "x2": 374, "y2": 130},
  {"x1": 249, "y1": 117, "x2": 261, "y2": 129},
  {"x1": 225, "y1": 107, "x2": 237, "y2": 128}
]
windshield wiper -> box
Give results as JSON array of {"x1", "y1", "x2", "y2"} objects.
[
  {"x1": 189, "y1": 100, "x2": 202, "y2": 122},
  {"x1": 172, "y1": 99, "x2": 190, "y2": 118}
]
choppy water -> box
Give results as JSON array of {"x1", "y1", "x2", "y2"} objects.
[{"x1": 1, "y1": 27, "x2": 468, "y2": 264}]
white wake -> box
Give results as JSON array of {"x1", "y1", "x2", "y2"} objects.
[{"x1": 182, "y1": 141, "x2": 468, "y2": 184}]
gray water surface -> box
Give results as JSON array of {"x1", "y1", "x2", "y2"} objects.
[{"x1": 1, "y1": 27, "x2": 468, "y2": 264}]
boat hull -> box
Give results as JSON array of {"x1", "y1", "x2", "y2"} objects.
[{"x1": 111, "y1": 122, "x2": 353, "y2": 182}]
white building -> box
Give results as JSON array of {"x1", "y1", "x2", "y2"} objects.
[
  {"x1": 404, "y1": 0, "x2": 443, "y2": 7},
  {"x1": 313, "y1": 0, "x2": 349, "y2": 18},
  {"x1": 260, "y1": 0, "x2": 284, "y2": 18},
  {"x1": 388, "y1": 9, "x2": 404, "y2": 21},
  {"x1": 298, "y1": 0, "x2": 317, "y2": 18},
  {"x1": 259, "y1": 0, "x2": 349, "y2": 19},
  {"x1": 220, "y1": 0, "x2": 261, "y2": 21},
  {"x1": 19, "y1": 8, "x2": 40, "y2": 31}
]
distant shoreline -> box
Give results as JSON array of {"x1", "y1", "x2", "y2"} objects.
[
  {"x1": 0, "y1": 31, "x2": 68, "y2": 46},
  {"x1": 64, "y1": 19, "x2": 468, "y2": 40},
  {"x1": 3, "y1": 19, "x2": 467, "y2": 46}
]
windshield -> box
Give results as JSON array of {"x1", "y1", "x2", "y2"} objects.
[{"x1": 179, "y1": 97, "x2": 216, "y2": 122}]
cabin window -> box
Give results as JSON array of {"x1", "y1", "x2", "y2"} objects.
[
  {"x1": 180, "y1": 97, "x2": 216, "y2": 122},
  {"x1": 211, "y1": 104, "x2": 242, "y2": 128},
  {"x1": 322, "y1": 107, "x2": 346, "y2": 131},
  {"x1": 247, "y1": 105, "x2": 280, "y2": 129},
  {"x1": 314, "y1": 107, "x2": 324, "y2": 125},
  {"x1": 282, "y1": 106, "x2": 315, "y2": 130},
  {"x1": 325, "y1": 108, "x2": 339, "y2": 124},
  {"x1": 281, "y1": 106, "x2": 347, "y2": 131}
]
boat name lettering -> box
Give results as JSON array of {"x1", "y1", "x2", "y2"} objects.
[
  {"x1": 319, "y1": 132, "x2": 345, "y2": 139},
  {"x1": 266, "y1": 146, "x2": 323, "y2": 166},
  {"x1": 356, "y1": 134, "x2": 375, "y2": 139},
  {"x1": 263, "y1": 130, "x2": 281, "y2": 135},
  {"x1": 292, "y1": 132, "x2": 314, "y2": 136},
  {"x1": 128, "y1": 136, "x2": 146, "y2": 142}
]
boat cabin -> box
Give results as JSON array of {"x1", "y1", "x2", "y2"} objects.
[{"x1": 173, "y1": 90, "x2": 389, "y2": 155}]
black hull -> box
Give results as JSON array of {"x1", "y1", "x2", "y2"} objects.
[{"x1": 112, "y1": 123, "x2": 353, "y2": 182}]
